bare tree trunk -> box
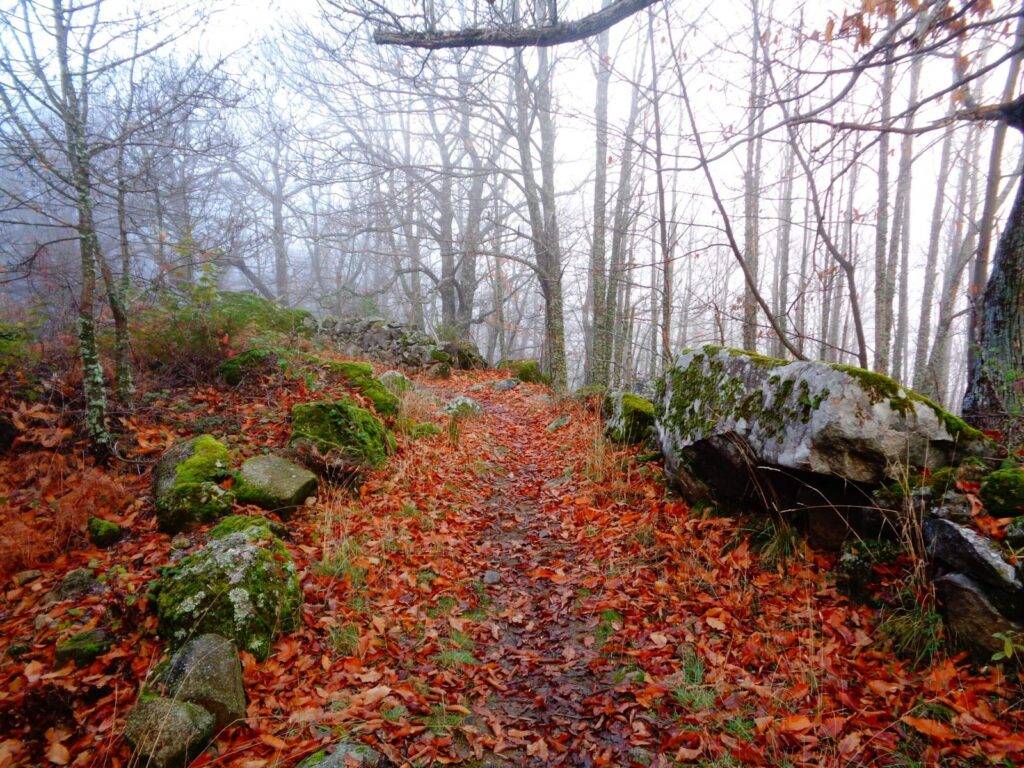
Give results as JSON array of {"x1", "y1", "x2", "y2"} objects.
[
  {"x1": 873, "y1": 24, "x2": 896, "y2": 372},
  {"x1": 586, "y1": 3, "x2": 610, "y2": 384},
  {"x1": 647, "y1": 11, "x2": 672, "y2": 365},
  {"x1": 741, "y1": 0, "x2": 764, "y2": 352}
]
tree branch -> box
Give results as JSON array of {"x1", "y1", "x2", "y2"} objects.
[{"x1": 372, "y1": 0, "x2": 661, "y2": 49}]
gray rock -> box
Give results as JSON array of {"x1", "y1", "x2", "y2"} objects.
[
  {"x1": 165, "y1": 634, "x2": 246, "y2": 731},
  {"x1": 927, "y1": 490, "x2": 973, "y2": 525},
  {"x1": 58, "y1": 568, "x2": 97, "y2": 599},
  {"x1": 923, "y1": 518, "x2": 1024, "y2": 617},
  {"x1": 378, "y1": 370, "x2": 413, "y2": 395},
  {"x1": 1007, "y1": 517, "x2": 1024, "y2": 549},
  {"x1": 296, "y1": 743, "x2": 386, "y2": 768},
  {"x1": 492, "y1": 378, "x2": 519, "y2": 392},
  {"x1": 152, "y1": 436, "x2": 234, "y2": 533},
  {"x1": 124, "y1": 696, "x2": 214, "y2": 768},
  {"x1": 934, "y1": 572, "x2": 1024, "y2": 659},
  {"x1": 482, "y1": 570, "x2": 501, "y2": 585},
  {"x1": 546, "y1": 415, "x2": 570, "y2": 432},
  {"x1": 444, "y1": 396, "x2": 482, "y2": 417},
  {"x1": 657, "y1": 347, "x2": 988, "y2": 490},
  {"x1": 234, "y1": 455, "x2": 317, "y2": 513}
]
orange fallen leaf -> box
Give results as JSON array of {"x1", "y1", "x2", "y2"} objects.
[
  {"x1": 902, "y1": 716, "x2": 957, "y2": 741},
  {"x1": 779, "y1": 715, "x2": 813, "y2": 733},
  {"x1": 45, "y1": 742, "x2": 69, "y2": 766}
]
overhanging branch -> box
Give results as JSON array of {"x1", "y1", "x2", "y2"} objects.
[{"x1": 372, "y1": 0, "x2": 662, "y2": 49}]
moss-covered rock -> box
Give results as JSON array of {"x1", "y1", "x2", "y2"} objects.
[
  {"x1": 429, "y1": 361, "x2": 451, "y2": 379},
  {"x1": 164, "y1": 634, "x2": 245, "y2": 731},
  {"x1": 219, "y1": 347, "x2": 280, "y2": 386},
  {"x1": 443, "y1": 396, "x2": 482, "y2": 419},
  {"x1": 153, "y1": 530, "x2": 301, "y2": 660},
  {"x1": 55, "y1": 628, "x2": 112, "y2": 666},
  {"x1": 980, "y1": 467, "x2": 1024, "y2": 517},
  {"x1": 296, "y1": 743, "x2": 386, "y2": 768},
  {"x1": 602, "y1": 390, "x2": 656, "y2": 444},
  {"x1": 57, "y1": 568, "x2": 97, "y2": 599},
  {"x1": 153, "y1": 436, "x2": 235, "y2": 533},
  {"x1": 440, "y1": 339, "x2": 487, "y2": 370},
  {"x1": 234, "y1": 455, "x2": 317, "y2": 513},
  {"x1": 573, "y1": 383, "x2": 607, "y2": 401},
  {"x1": 290, "y1": 399, "x2": 395, "y2": 481},
  {"x1": 658, "y1": 346, "x2": 990, "y2": 489},
  {"x1": 87, "y1": 516, "x2": 124, "y2": 547},
  {"x1": 498, "y1": 359, "x2": 550, "y2": 385},
  {"x1": 124, "y1": 695, "x2": 215, "y2": 768},
  {"x1": 378, "y1": 369, "x2": 413, "y2": 395},
  {"x1": 322, "y1": 360, "x2": 399, "y2": 417}
]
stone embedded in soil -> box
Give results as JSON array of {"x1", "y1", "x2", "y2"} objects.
[
  {"x1": 57, "y1": 568, "x2": 97, "y2": 599},
  {"x1": 123, "y1": 696, "x2": 215, "y2": 768},
  {"x1": 483, "y1": 570, "x2": 501, "y2": 585},
  {"x1": 234, "y1": 454, "x2": 317, "y2": 513},
  {"x1": 87, "y1": 516, "x2": 124, "y2": 547},
  {"x1": 164, "y1": 633, "x2": 246, "y2": 731}
]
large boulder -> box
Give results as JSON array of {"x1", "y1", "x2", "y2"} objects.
[
  {"x1": 153, "y1": 435, "x2": 235, "y2": 533},
  {"x1": 124, "y1": 696, "x2": 214, "y2": 768},
  {"x1": 322, "y1": 360, "x2": 399, "y2": 417},
  {"x1": 234, "y1": 455, "x2": 317, "y2": 513},
  {"x1": 602, "y1": 390, "x2": 656, "y2": 445},
  {"x1": 290, "y1": 399, "x2": 395, "y2": 481},
  {"x1": 153, "y1": 526, "x2": 301, "y2": 660},
  {"x1": 378, "y1": 370, "x2": 413, "y2": 395},
  {"x1": 440, "y1": 338, "x2": 487, "y2": 370},
  {"x1": 656, "y1": 346, "x2": 989, "y2": 516},
  {"x1": 164, "y1": 634, "x2": 246, "y2": 731}
]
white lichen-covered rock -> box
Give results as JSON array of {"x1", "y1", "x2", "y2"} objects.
[
  {"x1": 153, "y1": 527, "x2": 301, "y2": 660},
  {"x1": 657, "y1": 346, "x2": 988, "y2": 492},
  {"x1": 444, "y1": 395, "x2": 482, "y2": 418}
]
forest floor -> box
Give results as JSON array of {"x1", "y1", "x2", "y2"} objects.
[{"x1": 2, "y1": 368, "x2": 1024, "y2": 767}]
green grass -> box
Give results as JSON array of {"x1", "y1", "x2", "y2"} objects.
[
  {"x1": 422, "y1": 704, "x2": 466, "y2": 735},
  {"x1": 329, "y1": 623, "x2": 360, "y2": 656},
  {"x1": 723, "y1": 715, "x2": 756, "y2": 741},
  {"x1": 427, "y1": 595, "x2": 458, "y2": 617},
  {"x1": 671, "y1": 648, "x2": 716, "y2": 712},
  {"x1": 878, "y1": 594, "x2": 944, "y2": 668},
  {"x1": 382, "y1": 704, "x2": 407, "y2": 722},
  {"x1": 433, "y1": 649, "x2": 479, "y2": 668},
  {"x1": 594, "y1": 609, "x2": 623, "y2": 645}
]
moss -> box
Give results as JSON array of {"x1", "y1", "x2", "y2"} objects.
[
  {"x1": 573, "y1": 383, "x2": 607, "y2": 400},
  {"x1": 154, "y1": 531, "x2": 301, "y2": 660},
  {"x1": 209, "y1": 514, "x2": 287, "y2": 541},
  {"x1": 319, "y1": 360, "x2": 400, "y2": 417},
  {"x1": 429, "y1": 348, "x2": 452, "y2": 363},
  {"x1": 928, "y1": 466, "x2": 956, "y2": 495},
  {"x1": 219, "y1": 347, "x2": 279, "y2": 386},
  {"x1": 55, "y1": 628, "x2": 112, "y2": 666},
  {"x1": 497, "y1": 359, "x2": 551, "y2": 385},
  {"x1": 290, "y1": 399, "x2": 395, "y2": 469},
  {"x1": 716, "y1": 345, "x2": 788, "y2": 368},
  {"x1": 87, "y1": 517, "x2": 123, "y2": 547},
  {"x1": 214, "y1": 291, "x2": 313, "y2": 337},
  {"x1": 980, "y1": 467, "x2": 1024, "y2": 516}
]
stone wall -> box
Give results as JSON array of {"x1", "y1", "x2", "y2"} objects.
[{"x1": 317, "y1": 316, "x2": 485, "y2": 370}]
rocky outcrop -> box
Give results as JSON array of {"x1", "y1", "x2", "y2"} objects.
[
  {"x1": 153, "y1": 435, "x2": 235, "y2": 533},
  {"x1": 234, "y1": 455, "x2": 317, "y2": 513},
  {"x1": 317, "y1": 316, "x2": 485, "y2": 372},
  {"x1": 655, "y1": 347, "x2": 989, "y2": 526},
  {"x1": 152, "y1": 519, "x2": 301, "y2": 660},
  {"x1": 934, "y1": 573, "x2": 1023, "y2": 658}
]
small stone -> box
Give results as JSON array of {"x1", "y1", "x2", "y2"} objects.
[
  {"x1": 927, "y1": 491, "x2": 973, "y2": 525},
  {"x1": 34, "y1": 613, "x2": 56, "y2": 630},
  {"x1": 55, "y1": 628, "x2": 112, "y2": 666},
  {"x1": 58, "y1": 568, "x2": 97, "y2": 599},
  {"x1": 444, "y1": 396, "x2": 482, "y2": 418},
  {"x1": 124, "y1": 696, "x2": 214, "y2": 768},
  {"x1": 1007, "y1": 518, "x2": 1024, "y2": 549},
  {"x1": 492, "y1": 378, "x2": 519, "y2": 392},
  {"x1": 296, "y1": 742, "x2": 386, "y2": 768},
  {"x1": 482, "y1": 570, "x2": 501, "y2": 586},
  {"x1": 13, "y1": 569, "x2": 41, "y2": 586},
  {"x1": 171, "y1": 536, "x2": 192, "y2": 550},
  {"x1": 88, "y1": 516, "x2": 124, "y2": 547},
  {"x1": 165, "y1": 634, "x2": 245, "y2": 731},
  {"x1": 545, "y1": 415, "x2": 570, "y2": 432}
]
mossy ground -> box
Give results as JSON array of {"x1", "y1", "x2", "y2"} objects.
[
  {"x1": 497, "y1": 359, "x2": 550, "y2": 385},
  {"x1": 87, "y1": 516, "x2": 123, "y2": 547},
  {"x1": 603, "y1": 391, "x2": 655, "y2": 444},
  {"x1": 219, "y1": 347, "x2": 280, "y2": 386},
  {"x1": 319, "y1": 360, "x2": 400, "y2": 417}
]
